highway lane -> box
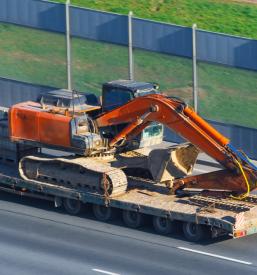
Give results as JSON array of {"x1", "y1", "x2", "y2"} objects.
[
  {"x1": 0, "y1": 156, "x2": 257, "y2": 274},
  {"x1": 0, "y1": 193, "x2": 257, "y2": 275}
]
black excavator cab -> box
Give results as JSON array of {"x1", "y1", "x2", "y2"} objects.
[
  {"x1": 101, "y1": 80, "x2": 164, "y2": 148},
  {"x1": 102, "y1": 79, "x2": 159, "y2": 111}
]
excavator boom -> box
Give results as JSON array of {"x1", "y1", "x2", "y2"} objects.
[{"x1": 96, "y1": 94, "x2": 257, "y2": 194}]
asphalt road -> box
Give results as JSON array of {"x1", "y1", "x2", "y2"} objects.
[{"x1": 0, "y1": 156, "x2": 257, "y2": 275}]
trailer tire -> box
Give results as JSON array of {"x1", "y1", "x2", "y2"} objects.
[
  {"x1": 122, "y1": 210, "x2": 145, "y2": 228},
  {"x1": 93, "y1": 204, "x2": 117, "y2": 222},
  {"x1": 153, "y1": 216, "x2": 174, "y2": 235},
  {"x1": 63, "y1": 198, "x2": 82, "y2": 215},
  {"x1": 182, "y1": 222, "x2": 208, "y2": 242}
]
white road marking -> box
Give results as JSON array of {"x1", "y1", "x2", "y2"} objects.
[
  {"x1": 177, "y1": 247, "x2": 252, "y2": 265},
  {"x1": 92, "y1": 268, "x2": 121, "y2": 275}
]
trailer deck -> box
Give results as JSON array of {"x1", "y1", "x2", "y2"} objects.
[{"x1": 1, "y1": 163, "x2": 257, "y2": 240}]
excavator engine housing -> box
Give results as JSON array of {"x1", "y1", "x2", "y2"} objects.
[{"x1": 9, "y1": 101, "x2": 103, "y2": 155}]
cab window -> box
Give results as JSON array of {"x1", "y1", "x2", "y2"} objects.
[{"x1": 103, "y1": 88, "x2": 133, "y2": 111}]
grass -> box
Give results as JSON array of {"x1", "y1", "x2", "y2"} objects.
[
  {"x1": 0, "y1": 24, "x2": 67, "y2": 88},
  {"x1": 1, "y1": 23, "x2": 257, "y2": 128},
  {"x1": 55, "y1": 0, "x2": 257, "y2": 39},
  {"x1": 198, "y1": 62, "x2": 257, "y2": 126}
]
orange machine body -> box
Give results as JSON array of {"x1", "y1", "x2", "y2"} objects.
[{"x1": 9, "y1": 101, "x2": 72, "y2": 148}]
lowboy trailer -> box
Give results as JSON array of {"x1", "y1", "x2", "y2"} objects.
[{"x1": 1, "y1": 162, "x2": 257, "y2": 242}]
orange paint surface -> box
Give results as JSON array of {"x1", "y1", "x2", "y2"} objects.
[
  {"x1": 96, "y1": 94, "x2": 230, "y2": 165},
  {"x1": 9, "y1": 101, "x2": 72, "y2": 148}
]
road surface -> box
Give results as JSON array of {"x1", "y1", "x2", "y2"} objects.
[{"x1": 0, "y1": 155, "x2": 257, "y2": 275}]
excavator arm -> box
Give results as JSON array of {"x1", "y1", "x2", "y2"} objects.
[{"x1": 96, "y1": 94, "x2": 257, "y2": 194}]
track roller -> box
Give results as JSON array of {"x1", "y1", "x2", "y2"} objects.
[
  {"x1": 63, "y1": 198, "x2": 83, "y2": 215},
  {"x1": 122, "y1": 210, "x2": 145, "y2": 228},
  {"x1": 19, "y1": 156, "x2": 128, "y2": 197},
  {"x1": 152, "y1": 216, "x2": 175, "y2": 235},
  {"x1": 93, "y1": 204, "x2": 117, "y2": 222},
  {"x1": 182, "y1": 222, "x2": 210, "y2": 242}
]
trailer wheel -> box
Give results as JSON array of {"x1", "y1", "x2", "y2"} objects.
[
  {"x1": 122, "y1": 210, "x2": 145, "y2": 228},
  {"x1": 182, "y1": 222, "x2": 207, "y2": 242},
  {"x1": 153, "y1": 216, "x2": 174, "y2": 235},
  {"x1": 93, "y1": 204, "x2": 116, "y2": 222},
  {"x1": 63, "y1": 198, "x2": 82, "y2": 215}
]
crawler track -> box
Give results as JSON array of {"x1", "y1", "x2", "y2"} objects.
[{"x1": 19, "y1": 156, "x2": 128, "y2": 197}]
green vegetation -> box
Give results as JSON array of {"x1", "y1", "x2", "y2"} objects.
[
  {"x1": 198, "y1": 62, "x2": 257, "y2": 127},
  {"x1": 0, "y1": 24, "x2": 67, "y2": 88},
  {"x1": 1, "y1": 23, "x2": 257, "y2": 128},
  {"x1": 55, "y1": 0, "x2": 257, "y2": 39}
]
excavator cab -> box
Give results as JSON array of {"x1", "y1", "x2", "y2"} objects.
[
  {"x1": 102, "y1": 80, "x2": 159, "y2": 111},
  {"x1": 101, "y1": 80, "x2": 163, "y2": 148}
]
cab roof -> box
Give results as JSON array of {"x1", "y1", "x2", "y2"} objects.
[{"x1": 103, "y1": 80, "x2": 155, "y2": 92}]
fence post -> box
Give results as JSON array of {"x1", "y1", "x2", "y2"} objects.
[
  {"x1": 128, "y1": 11, "x2": 134, "y2": 81},
  {"x1": 66, "y1": 0, "x2": 72, "y2": 91},
  {"x1": 192, "y1": 23, "x2": 198, "y2": 113}
]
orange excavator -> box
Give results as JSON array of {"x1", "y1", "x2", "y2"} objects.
[{"x1": 7, "y1": 80, "x2": 257, "y2": 197}]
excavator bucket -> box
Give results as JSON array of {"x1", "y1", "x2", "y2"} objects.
[
  {"x1": 148, "y1": 143, "x2": 199, "y2": 182},
  {"x1": 113, "y1": 143, "x2": 199, "y2": 184}
]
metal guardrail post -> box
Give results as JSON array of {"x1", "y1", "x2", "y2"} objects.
[
  {"x1": 192, "y1": 23, "x2": 198, "y2": 113},
  {"x1": 66, "y1": 0, "x2": 72, "y2": 91},
  {"x1": 128, "y1": 11, "x2": 134, "y2": 81}
]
